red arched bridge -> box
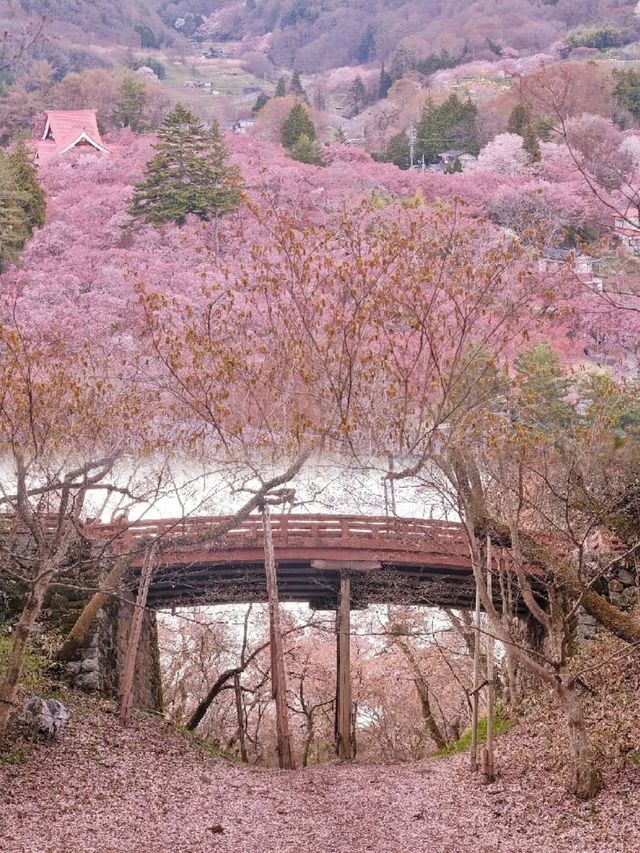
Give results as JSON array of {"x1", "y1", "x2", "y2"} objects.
[{"x1": 92, "y1": 513, "x2": 515, "y2": 612}]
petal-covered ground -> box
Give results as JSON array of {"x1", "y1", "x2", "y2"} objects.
[{"x1": 1, "y1": 697, "x2": 639, "y2": 853}]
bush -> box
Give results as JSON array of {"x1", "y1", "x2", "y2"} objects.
[
  {"x1": 567, "y1": 26, "x2": 627, "y2": 51},
  {"x1": 436, "y1": 705, "x2": 513, "y2": 757},
  {"x1": 133, "y1": 57, "x2": 167, "y2": 80},
  {"x1": 0, "y1": 631, "x2": 47, "y2": 696}
]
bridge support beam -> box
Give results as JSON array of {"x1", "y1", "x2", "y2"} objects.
[{"x1": 336, "y1": 571, "x2": 353, "y2": 760}]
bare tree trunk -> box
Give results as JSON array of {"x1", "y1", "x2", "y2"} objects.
[
  {"x1": 483, "y1": 536, "x2": 495, "y2": 784},
  {"x1": 56, "y1": 556, "x2": 130, "y2": 663},
  {"x1": 470, "y1": 581, "x2": 482, "y2": 771},
  {"x1": 119, "y1": 546, "x2": 155, "y2": 726},
  {"x1": 262, "y1": 503, "x2": 294, "y2": 769},
  {"x1": 557, "y1": 672, "x2": 601, "y2": 800},
  {"x1": 233, "y1": 673, "x2": 248, "y2": 763},
  {"x1": 0, "y1": 560, "x2": 55, "y2": 743},
  {"x1": 187, "y1": 667, "x2": 241, "y2": 730},
  {"x1": 393, "y1": 638, "x2": 448, "y2": 750},
  {"x1": 414, "y1": 678, "x2": 447, "y2": 751},
  {"x1": 302, "y1": 714, "x2": 314, "y2": 768}
]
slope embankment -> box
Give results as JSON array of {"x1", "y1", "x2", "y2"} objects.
[{"x1": 1, "y1": 693, "x2": 639, "y2": 853}]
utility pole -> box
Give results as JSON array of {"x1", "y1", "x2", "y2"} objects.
[{"x1": 408, "y1": 126, "x2": 417, "y2": 169}]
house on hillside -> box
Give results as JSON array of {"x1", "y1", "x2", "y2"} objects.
[
  {"x1": 422, "y1": 149, "x2": 477, "y2": 172},
  {"x1": 614, "y1": 215, "x2": 640, "y2": 253},
  {"x1": 35, "y1": 110, "x2": 110, "y2": 164},
  {"x1": 538, "y1": 248, "x2": 604, "y2": 292}
]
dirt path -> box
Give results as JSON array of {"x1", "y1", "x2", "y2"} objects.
[{"x1": 2, "y1": 699, "x2": 639, "y2": 853}]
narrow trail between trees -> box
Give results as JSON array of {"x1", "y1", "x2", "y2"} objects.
[{"x1": 1, "y1": 697, "x2": 638, "y2": 853}]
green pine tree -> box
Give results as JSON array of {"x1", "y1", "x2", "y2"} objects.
[
  {"x1": 0, "y1": 152, "x2": 29, "y2": 272},
  {"x1": 8, "y1": 142, "x2": 45, "y2": 232},
  {"x1": 507, "y1": 102, "x2": 532, "y2": 136},
  {"x1": 513, "y1": 344, "x2": 572, "y2": 433},
  {"x1": 522, "y1": 124, "x2": 542, "y2": 163},
  {"x1": 252, "y1": 92, "x2": 269, "y2": 115},
  {"x1": 281, "y1": 103, "x2": 316, "y2": 149},
  {"x1": 288, "y1": 134, "x2": 325, "y2": 166},
  {"x1": 415, "y1": 94, "x2": 479, "y2": 164},
  {"x1": 348, "y1": 75, "x2": 367, "y2": 116},
  {"x1": 383, "y1": 131, "x2": 411, "y2": 169},
  {"x1": 613, "y1": 68, "x2": 640, "y2": 122},
  {"x1": 378, "y1": 64, "x2": 393, "y2": 100},
  {"x1": 129, "y1": 104, "x2": 243, "y2": 234},
  {"x1": 275, "y1": 76, "x2": 287, "y2": 98},
  {"x1": 289, "y1": 69, "x2": 307, "y2": 100}
]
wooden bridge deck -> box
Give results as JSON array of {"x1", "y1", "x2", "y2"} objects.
[{"x1": 95, "y1": 513, "x2": 493, "y2": 611}]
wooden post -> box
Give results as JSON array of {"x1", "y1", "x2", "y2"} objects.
[
  {"x1": 262, "y1": 504, "x2": 294, "y2": 770},
  {"x1": 470, "y1": 572, "x2": 482, "y2": 771},
  {"x1": 484, "y1": 535, "x2": 496, "y2": 783},
  {"x1": 119, "y1": 545, "x2": 155, "y2": 727},
  {"x1": 234, "y1": 673, "x2": 248, "y2": 763},
  {"x1": 336, "y1": 571, "x2": 353, "y2": 760}
]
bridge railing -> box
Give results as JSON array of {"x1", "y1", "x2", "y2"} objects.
[{"x1": 92, "y1": 513, "x2": 469, "y2": 558}]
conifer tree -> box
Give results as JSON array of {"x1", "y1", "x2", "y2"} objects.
[
  {"x1": 289, "y1": 69, "x2": 306, "y2": 100},
  {"x1": 348, "y1": 75, "x2": 367, "y2": 116},
  {"x1": 275, "y1": 76, "x2": 287, "y2": 98},
  {"x1": 0, "y1": 154, "x2": 28, "y2": 271},
  {"x1": 9, "y1": 142, "x2": 45, "y2": 232},
  {"x1": 507, "y1": 102, "x2": 532, "y2": 136},
  {"x1": 378, "y1": 64, "x2": 393, "y2": 100},
  {"x1": 382, "y1": 130, "x2": 411, "y2": 169},
  {"x1": 522, "y1": 123, "x2": 542, "y2": 163},
  {"x1": 129, "y1": 104, "x2": 243, "y2": 242},
  {"x1": 252, "y1": 92, "x2": 269, "y2": 115},
  {"x1": 289, "y1": 134, "x2": 324, "y2": 166},
  {"x1": 415, "y1": 94, "x2": 479, "y2": 164},
  {"x1": 281, "y1": 103, "x2": 316, "y2": 149},
  {"x1": 0, "y1": 144, "x2": 46, "y2": 271}
]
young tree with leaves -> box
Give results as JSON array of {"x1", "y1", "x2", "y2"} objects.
[
  {"x1": 275, "y1": 76, "x2": 287, "y2": 98},
  {"x1": 129, "y1": 104, "x2": 243, "y2": 251},
  {"x1": 0, "y1": 311, "x2": 152, "y2": 743}
]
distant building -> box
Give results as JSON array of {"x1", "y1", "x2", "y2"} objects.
[
  {"x1": 614, "y1": 215, "x2": 640, "y2": 253},
  {"x1": 538, "y1": 248, "x2": 604, "y2": 292},
  {"x1": 233, "y1": 119, "x2": 256, "y2": 134},
  {"x1": 35, "y1": 110, "x2": 109, "y2": 164},
  {"x1": 438, "y1": 149, "x2": 477, "y2": 168},
  {"x1": 420, "y1": 150, "x2": 477, "y2": 172}
]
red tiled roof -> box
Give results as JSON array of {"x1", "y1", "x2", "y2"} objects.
[{"x1": 36, "y1": 110, "x2": 109, "y2": 163}]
